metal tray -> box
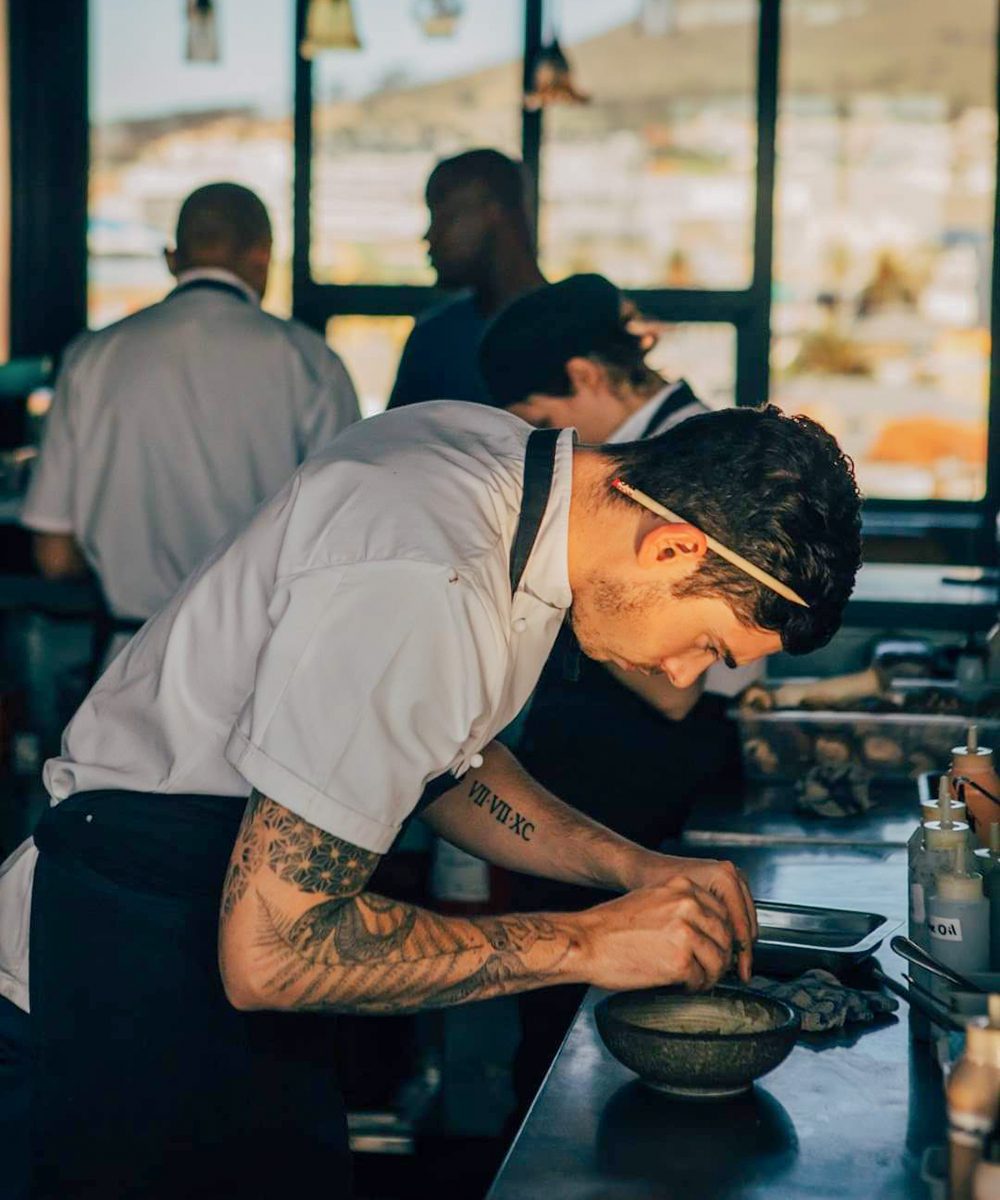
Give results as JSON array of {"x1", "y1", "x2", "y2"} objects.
[{"x1": 753, "y1": 900, "x2": 899, "y2": 977}]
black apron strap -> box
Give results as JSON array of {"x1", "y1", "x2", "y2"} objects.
[
  {"x1": 167, "y1": 278, "x2": 253, "y2": 304},
  {"x1": 509, "y1": 428, "x2": 560, "y2": 593},
  {"x1": 413, "y1": 427, "x2": 561, "y2": 816},
  {"x1": 639, "y1": 380, "x2": 702, "y2": 439}
]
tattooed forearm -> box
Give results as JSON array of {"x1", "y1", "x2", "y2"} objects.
[
  {"x1": 250, "y1": 889, "x2": 571, "y2": 1013},
  {"x1": 220, "y1": 792, "x2": 580, "y2": 1013},
  {"x1": 467, "y1": 780, "x2": 535, "y2": 841}
]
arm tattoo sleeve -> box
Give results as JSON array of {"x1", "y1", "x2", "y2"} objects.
[
  {"x1": 221, "y1": 791, "x2": 575, "y2": 1013},
  {"x1": 221, "y1": 791, "x2": 379, "y2": 917},
  {"x1": 252, "y1": 892, "x2": 568, "y2": 1012}
]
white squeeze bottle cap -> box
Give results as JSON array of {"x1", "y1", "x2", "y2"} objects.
[
  {"x1": 953, "y1": 722, "x2": 993, "y2": 764},
  {"x1": 926, "y1": 795, "x2": 971, "y2": 851},
  {"x1": 925, "y1": 773, "x2": 967, "y2": 824},
  {"x1": 937, "y1": 842, "x2": 984, "y2": 903}
]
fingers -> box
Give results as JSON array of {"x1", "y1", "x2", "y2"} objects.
[
  {"x1": 664, "y1": 886, "x2": 734, "y2": 990},
  {"x1": 726, "y1": 866, "x2": 757, "y2": 982},
  {"x1": 675, "y1": 891, "x2": 732, "y2": 960},
  {"x1": 702, "y1": 863, "x2": 756, "y2": 982},
  {"x1": 681, "y1": 954, "x2": 708, "y2": 994},
  {"x1": 666, "y1": 875, "x2": 729, "y2": 925}
]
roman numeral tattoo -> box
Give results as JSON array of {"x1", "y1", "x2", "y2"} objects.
[{"x1": 467, "y1": 780, "x2": 536, "y2": 841}]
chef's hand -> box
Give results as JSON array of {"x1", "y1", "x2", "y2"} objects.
[
  {"x1": 625, "y1": 854, "x2": 757, "y2": 982},
  {"x1": 577, "y1": 877, "x2": 735, "y2": 993}
]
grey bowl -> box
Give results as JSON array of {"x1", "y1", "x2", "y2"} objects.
[{"x1": 594, "y1": 985, "x2": 800, "y2": 1100}]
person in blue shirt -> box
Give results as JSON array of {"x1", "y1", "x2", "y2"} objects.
[{"x1": 386, "y1": 148, "x2": 546, "y2": 409}]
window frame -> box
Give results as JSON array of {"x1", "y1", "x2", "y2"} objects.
[
  {"x1": 290, "y1": 0, "x2": 999, "y2": 564},
  {"x1": 27, "y1": 2, "x2": 993, "y2": 562}
]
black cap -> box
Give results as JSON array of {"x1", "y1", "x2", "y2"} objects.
[{"x1": 478, "y1": 273, "x2": 623, "y2": 408}]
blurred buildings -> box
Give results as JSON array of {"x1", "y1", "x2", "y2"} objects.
[{"x1": 88, "y1": 0, "x2": 996, "y2": 498}]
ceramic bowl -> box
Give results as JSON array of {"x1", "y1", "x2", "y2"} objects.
[{"x1": 594, "y1": 984, "x2": 800, "y2": 1100}]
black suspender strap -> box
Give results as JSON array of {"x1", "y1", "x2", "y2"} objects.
[
  {"x1": 509, "y1": 427, "x2": 561, "y2": 594},
  {"x1": 639, "y1": 380, "x2": 702, "y2": 439},
  {"x1": 414, "y1": 426, "x2": 562, "y2": 816},
  {"x1": 167, "y1": 279, "x2": 253, "y2": 304}
]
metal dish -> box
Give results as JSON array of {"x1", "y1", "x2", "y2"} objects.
[{"x1": 753, "y1": 900, "x2": 899, "y2": 977}]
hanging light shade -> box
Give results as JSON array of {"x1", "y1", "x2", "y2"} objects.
[
  {"x1": 300, "y1": 0, "x2": 362, "y2": 58},
  {"x1": 523, "y1": 38, "x2": 590, "y2": 111},
  {"x1": 413, "y1": 0, "x2": 464, "y2": 38},
  {"x1": 186, "y1": 0, "x2": 220, "y2": 64}
]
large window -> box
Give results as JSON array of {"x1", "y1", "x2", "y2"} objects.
[
  {"x1": 88, "y1": 0, "x2": 294, "y2": 328},
  {"x1": 76, "y1": 0, "x2": 1000, "y2": 551},
  {"x1": 645, "y1": 322, "x2": 737, "y2": 408},
  {"x1": 310, "y1": 0, "x2": 523, "y2": 285},
  {"x1": 771, "y1": 0, "x2": 997, "y2": 503},
  {"x1": 539, "y1": 1, "x2": 758, "y2": 289}
]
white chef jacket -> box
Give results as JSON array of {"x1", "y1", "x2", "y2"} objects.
[
  {"x1": 21, "y1": 267, "x2": 361, "y2": 620},
  {"x1": 0, "y1": 402, "x2": 574, "y2": 1011},
  {"x1": 607, "y1": 382, "x2": 761, "y2": 699}
]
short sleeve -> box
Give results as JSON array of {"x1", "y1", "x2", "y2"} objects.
[
  {"x1": 20, "y1": 365, "x2": 78, "y2": 534},
  {"x1": 225, "y1": 560, "x2": 505, "y2": 853},
  {"x1": 299, "y1": 348, "x2": 362, "y2": 459}
]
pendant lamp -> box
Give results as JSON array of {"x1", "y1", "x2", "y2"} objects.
[
  {"x1": 523, "y1": 1, "x2": 589, "y2": 110},
  {"x1": 301, "y1": 0, "x2": 362, "y2": 58},
  {"x1": 186, "y1": 0, "x2": 220, "y2": 63}
]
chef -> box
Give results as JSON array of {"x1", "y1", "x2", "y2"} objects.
[
  {"x1": 477, "y1": 272, "x2": 770, "y2": 1114},
  {"x1": 0, "y1": 398, "x2": 861, "y2": 1198},
  {"x1": 21, "y1": 181, "x2": 360, "y2": 666}
]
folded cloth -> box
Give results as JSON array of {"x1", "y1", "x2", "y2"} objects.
[{"x1": 748, "y1": 968, "x2": 899, "y2": 1033}]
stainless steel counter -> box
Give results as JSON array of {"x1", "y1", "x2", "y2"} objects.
[{"x1": 488, "y1": 844, "x2": 942, "y2": 1200}]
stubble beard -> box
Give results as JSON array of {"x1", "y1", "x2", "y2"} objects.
[{"x1": 569, "y1": 574, "x2": 664, "y2": 669}]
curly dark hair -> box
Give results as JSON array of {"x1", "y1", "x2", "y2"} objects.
[{"x1": 607, "y1": 405, "x2": 863, "y2": 655}]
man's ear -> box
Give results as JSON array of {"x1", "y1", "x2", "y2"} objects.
[
  {"x1": 636, "y1": 523, "x2": 708, "y2": 568},
  {"x1": 164, "y1": 247, "x2": 178, "y2": 277},
  {"x1": 245, "y1": 241, "x2": 272, "y2": 271},
  {"x1": 564, "y1": 356, "x2": 605, "y2": 396}
]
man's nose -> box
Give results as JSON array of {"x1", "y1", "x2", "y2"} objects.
[{"x1": 661, "y1": 653, "x2": 713, "y2": 690}]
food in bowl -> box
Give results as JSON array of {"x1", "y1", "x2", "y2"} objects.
[{"x1": 594, "y1": 985, "x2": 799, "y2": 1100}]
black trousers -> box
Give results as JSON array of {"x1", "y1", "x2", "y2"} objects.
[{"x1": 21, "y1": 790, "x2": 351, "y2": 1199}]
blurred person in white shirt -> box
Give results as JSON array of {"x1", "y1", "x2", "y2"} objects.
[{"x1": 22, "y1": 182, "x2": 360, "y2": 664}]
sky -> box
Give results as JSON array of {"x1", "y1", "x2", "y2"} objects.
[{"x1": 92, "y1": 0, "x2": 636, "y2": 123}]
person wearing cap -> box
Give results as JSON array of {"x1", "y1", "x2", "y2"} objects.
[
  {"x1": 0, "y1": 398, "x2": 861, "y2": 1197},
  {"x1": 386, "y1": 149, "x2": 546, "y2": 410},
  {"x1": 477, "y1": 274, "x2": 767, "y2": 1117},
  {"x1": 22, "y1": 182, "x2": 361, "y2": 668}
]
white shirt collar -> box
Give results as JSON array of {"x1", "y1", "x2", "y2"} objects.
[
  {"x1": 606, "y1": 381, "x2": 684, "y2": 444},
  {"x1": 172, "y1": 267, "x2": 261, "y2": 307}
]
